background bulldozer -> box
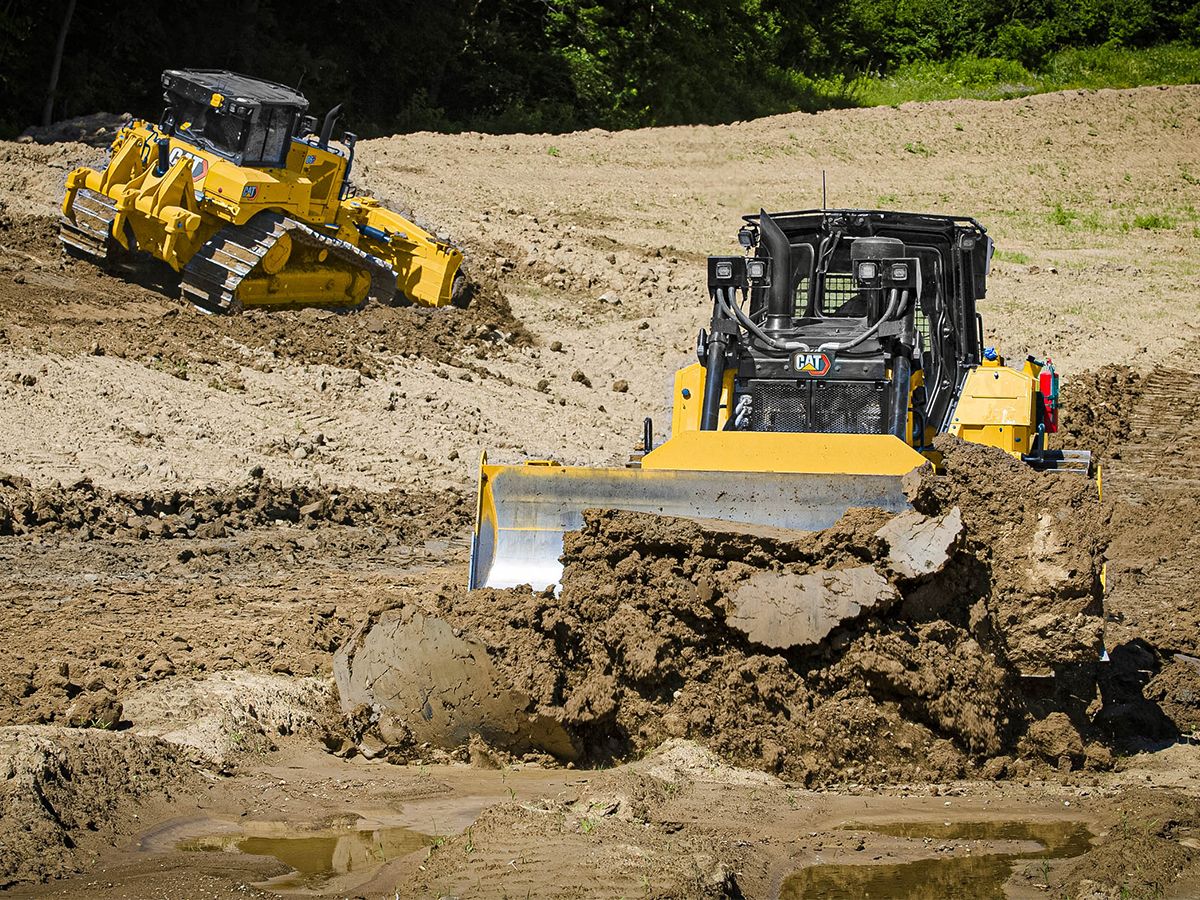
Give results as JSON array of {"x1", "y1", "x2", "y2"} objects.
[
  {"x1": 60, "y1": 69, "x2": 466, "y2": 314},
  {"x1": 472, "y1": 208, "x2": 1091, "y2": 590}
]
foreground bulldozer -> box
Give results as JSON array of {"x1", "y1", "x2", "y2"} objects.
[
  {"x1": 61, "y1": 69, "x2": 465, "y2": 313},
  {"x1": 471, "y1": 208, "x2": 1090, "y2": 590}
]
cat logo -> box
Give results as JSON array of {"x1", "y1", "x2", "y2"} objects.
[
  {"x1": 168, "y1": 146, "x2": 208, "y2": 200},
  {"x1": 242, "y1": 185, "x2": 258, "y2": 200},
  {"x1": 791, "y1": 351, "x2": 832, "y2": 377}
]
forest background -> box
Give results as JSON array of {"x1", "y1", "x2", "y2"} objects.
[{"x1": 3, "y1": 0, "x2": 1199, "y2": 138}]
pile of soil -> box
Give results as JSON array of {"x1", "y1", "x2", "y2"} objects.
[
  {"x1": 1046, "y1": 788, "x2": 1200, "y2": 898},
  {"x1": 411, "y1": 435, "x2": 1108, "y2": 785},
  {"x1": 0, "y1": 207, "x2": 531, "y2": 378},
  {"x1": 0, "y1": 470, "x2": 468, "y2": 542},
  {"x1": 0, "y1": 727, "x2": 193, "y2": 886},
  {"x1": 18, "y1": 113, "x2": 132, "y2": 147}
]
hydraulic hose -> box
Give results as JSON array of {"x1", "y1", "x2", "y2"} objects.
[{"x1": 715, "y1": 285, "x2": 905, "y2": 356}]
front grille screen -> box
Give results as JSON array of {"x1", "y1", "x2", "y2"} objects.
[
  {"x1": 820, "y1": 274, "x2": 855, "y2": 314},
  {"x1": 810, "y1": 381, "x2": 885, "y2": 433},
  {"x1": 747, "y1": 381, "x2": 812, "y2": 431},
  {"x1": 746, "y1": 380, "x2": 886, "y2": 434}
]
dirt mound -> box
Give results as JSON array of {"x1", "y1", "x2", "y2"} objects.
[
  {"x1": 1045, "y1": 788, "x2": 1200, "y2": 899},
  {"x1": 18, "y1": 113, "x2": 132, "y2": 147},
  {"x1": 0, "y1": 470, "x2": 468, "y2": 542},
  {"x1": 342, "y1": 435, "x2": 1108, "y2": 783},
  {"x1": 0, "y1": 208, "x2": 530, "y2": 378},
  {"x1": 0, "y1": 726, "x2": 194, "y2": 886},
  {"x1": 1145, "y1": 654, "x2": 1200, "y2": 738},
  {"x1": 124, "y1": 671, "x2": 334, "y2": 769}
]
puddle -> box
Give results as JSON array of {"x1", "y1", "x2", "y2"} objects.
[
  {"x1": 781, "y1": 820, "x2": 1092, "y2": 899},
  {"x1": 179, "y1": 823, "x2": 432, "y2": 890}
]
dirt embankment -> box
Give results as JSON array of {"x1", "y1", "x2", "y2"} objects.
[
  {"x1": 1054, "y1": 364, "x2": 1146, "y2": 463},
  {"x1": 1048, "y1": 788, "x2": 1200, "y2": 899},
  {"x1": 0, "y1": 728, "x2": 194, "y2": 887}
]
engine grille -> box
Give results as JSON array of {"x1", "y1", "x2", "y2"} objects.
[{"x1": 745, "y1": 379, "x2": 886, "y2": 434}]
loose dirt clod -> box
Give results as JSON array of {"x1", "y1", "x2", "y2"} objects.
[
  {"x1": 726, "y1": 565, "x2": 899, "y2": 649},
  {"x1": 333, "y1": 606, "x2": 577, "y2": 760}
]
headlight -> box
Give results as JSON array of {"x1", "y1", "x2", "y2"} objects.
[
  {"x1": 715, "y1": 261, "x2": 733, "y2": 280},
  {"x1": 857, "y1": 261, "x2": 877, "y2": 280},
  {"x1": 746, "y1": 258, "x2": 767, "y2": 281},
  {"x1": 890, "y1": 263, "x2": 909, "y2": 281}
]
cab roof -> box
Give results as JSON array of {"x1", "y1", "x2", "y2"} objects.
[{"x1": 161, "y1": 69, "x2": 308, "y2": 111}]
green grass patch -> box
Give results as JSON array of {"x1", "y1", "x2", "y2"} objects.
[
  {"x1": 994, "y1": 248, "x2": 1031, "y2": 265},
  {"x1": 1048, "y1": 203, "x2": 1079, "y2": 227},
  {"x1": 1131, "y1": 212, "x2": 1176, "y2": 230},
  {"x1": 828, "y1": 43, "x2": 1200, "y2": 108}
]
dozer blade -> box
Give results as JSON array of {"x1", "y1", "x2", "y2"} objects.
[{"x1": 470, "y1": 432, "x2": 929, "y2": 591}]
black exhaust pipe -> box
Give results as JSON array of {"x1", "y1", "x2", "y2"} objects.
[
  {"x1": 758, "y1": 209, "x2": 792, "y2": 332},
  {"x1": 318, "y1": 103, "x2": 343, "y2": 150},
  {"x1": 155, "y1": 137, "x2": 170, "y2": 176}
]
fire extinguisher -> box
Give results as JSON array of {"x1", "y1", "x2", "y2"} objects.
[{"x1": 1040, "y1": 358, "x2": 1059, "y2": 433}]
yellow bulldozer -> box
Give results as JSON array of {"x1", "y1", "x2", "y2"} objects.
[
  {"x1": 470, "y1": 208, "x2": 1090, "y2": 590},
  {"x1": 60, "y1": 69, "x2": 465, "y2": 313}
]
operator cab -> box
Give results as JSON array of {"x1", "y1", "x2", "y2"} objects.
[
  {"x1": 701, "y1": 209, "x2": 992, "y2": 442},
  {"x1": 159, "y1": 69, "x2": 309, "y2": 168}
]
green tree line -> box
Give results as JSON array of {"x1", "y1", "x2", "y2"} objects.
[{"x1": 2, "y1": 0, "x2": 1197, "y2": 138}]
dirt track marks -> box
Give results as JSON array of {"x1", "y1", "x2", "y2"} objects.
[{"x1": 1105, "y1": 344, "x2": 1200, "y2": 655}]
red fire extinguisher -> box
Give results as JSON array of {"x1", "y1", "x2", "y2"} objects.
[{"x1": 1040, "y1": 359, "x2": 1059, "y2": 433}]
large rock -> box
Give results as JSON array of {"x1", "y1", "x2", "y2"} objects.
[
  {"x1": 725, "y1": 565, "x2": 898, "y2": 649},
  {"x1": 875, "y1": 507, "x2": 963, "y2": 578},
  {"x1": 333, "y1": 606, "x2": 578, "y2": 760}
]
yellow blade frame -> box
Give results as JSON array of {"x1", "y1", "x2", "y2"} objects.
[{"x1": 470, "y1": 432, "x2": 929, "y2": 591}]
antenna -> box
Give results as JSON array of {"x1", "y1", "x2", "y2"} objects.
[{"x1": 821, "y1": 170, "x2": 827, "y2": 209}]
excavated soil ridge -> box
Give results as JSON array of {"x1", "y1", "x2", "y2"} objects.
[
  {"x1": 1053, "y1": 364, "x2": 1145, "y2": 462},
  {"x1": 0, "y1": 470, "x2": 468, "y2": 542},
  {"x1": 0, "y1": 727, "x2": 195, "y2": 886}
]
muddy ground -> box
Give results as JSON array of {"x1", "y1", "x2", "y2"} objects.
[{"x1": 1, "y1": 85, "x2": 1200, "y2": 898}]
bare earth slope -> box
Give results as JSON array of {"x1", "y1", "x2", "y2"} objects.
[
  {"x1": 1, "y1": 86, "x2": 1199, "y2": 898},
  {"x1": 1, "y1": 86, "x2": 1198, "y2": 492}
]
